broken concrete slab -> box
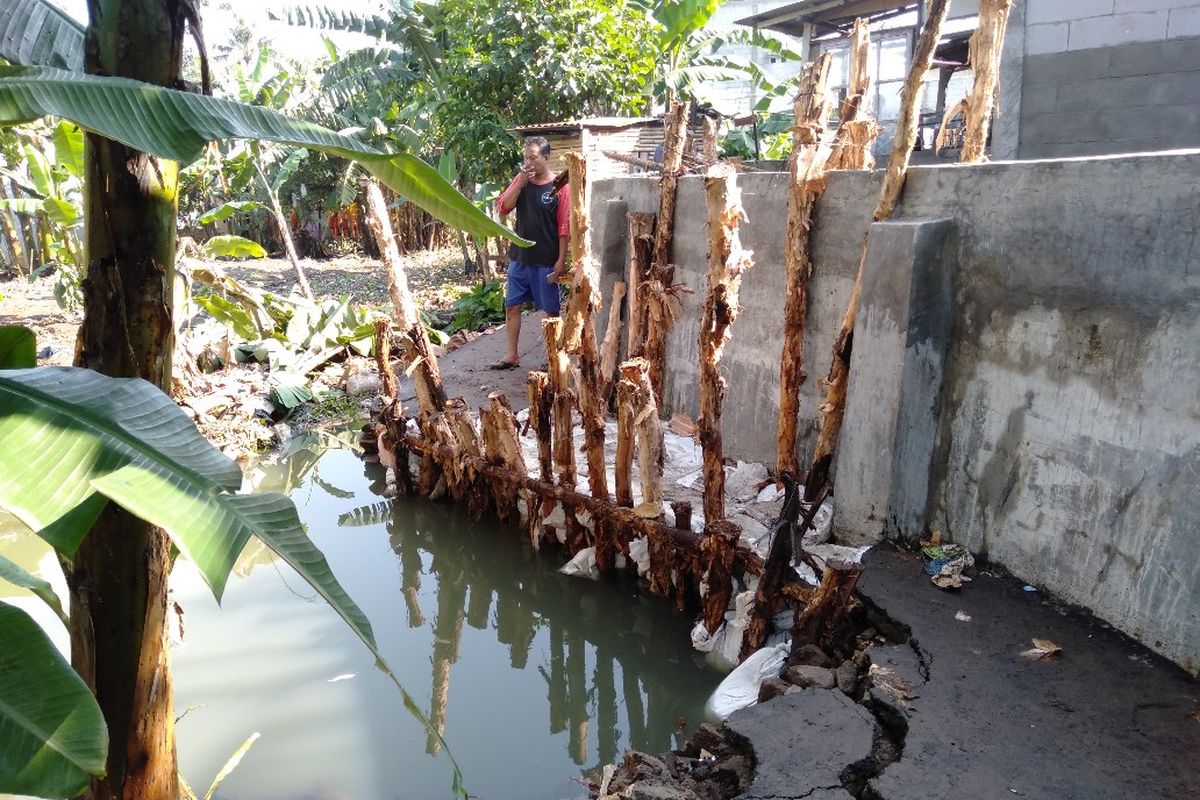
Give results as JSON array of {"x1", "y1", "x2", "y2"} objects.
[{"x1": 726, "y1": 687, "x2": 878, "y2": 800}]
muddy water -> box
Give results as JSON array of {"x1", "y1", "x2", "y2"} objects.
[{"x1": 1, "y1": 442, "x2": 718, "y2": 800}]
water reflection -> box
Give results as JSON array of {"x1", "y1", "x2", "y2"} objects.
[{"x1": 367, "y1": 465, "x2": 716, "y2": 776}]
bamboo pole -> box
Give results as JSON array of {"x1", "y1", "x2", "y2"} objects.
[
  {"x1": 527, "y1": 371, "x2": 556, "y2": 545},
  {"x1": 960, "y1": 0, "x2": 1013, "y2": 163},
  {"x1": 827, "y1": 19, "x2": 880, "y2": 171},
  {"x1": 625, "y1": 212, "x2": 656, "y2": 356},
  {"x1": 776, "y1": 54, "x2": 835, "y2": 479},
  {"x1": 805, "y1": 0, "x2": 953, "y2": 503}
]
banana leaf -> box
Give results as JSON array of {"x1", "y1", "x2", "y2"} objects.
[
  {"x1": 0, "y1": 324, "x2": 36, "y2": 368},
  {"x1": 0, "y1": 600, "x2": 107, "y2": 798},
  {"x1": 201, "y1": 235, "x2": 266, "y2": 259},
  {"x1": 0, "y1": 65, "x2": 529, "y2": 245}
]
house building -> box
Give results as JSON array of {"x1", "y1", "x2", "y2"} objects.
[{"x1": 735, "y1": 0, "x2": 1200, "y2": 161}]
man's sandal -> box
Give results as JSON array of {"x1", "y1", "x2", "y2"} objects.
[{"x1": 489, "y1": 359, "x2": 519, "y2": 370}]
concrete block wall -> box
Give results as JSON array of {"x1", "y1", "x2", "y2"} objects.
[
  {"x1": 1008, "y1": 0, "x2": 1200, "y2": 158},
  {"x1": 591, "y1": 150, "x2": 1200, "y2": 674}
]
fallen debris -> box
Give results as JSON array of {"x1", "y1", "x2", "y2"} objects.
[{"x1": 1021, "y1": 638, "x2": 1063, "y2": 661}]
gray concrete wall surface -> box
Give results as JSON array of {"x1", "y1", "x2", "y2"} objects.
[
  {"x1": 1001, "y1": 0, "x2": 1200, "y2": 158},
  {"x1": 590, "y1": 150, "x2": 1200, "y2": 673}
]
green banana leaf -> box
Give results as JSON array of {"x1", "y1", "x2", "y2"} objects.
[
  {"x1": 0, "y1": 0, "x2": 84, "y2": 72},
  {"x1": 197, "y1": 199, "x2": 262, "y2": 225},
  {"x1": 201, "y1": 235, "x2": 267, "y2": 259},
  {"x1": 51, "y1": 119, "x2": 84, "y2": 178},
  {"x1": 0, "y1": 367, "x2": 464, "y2": 791},
  {"x1": 0, "y1": 600, "x2": 107, "y2": 798},
  {"x1": 0, "y1": 324, "x2": 36, "y2": 368},
  {"x1": 0, "y1": 65, "x2": 530, "y2": 245},
  {"x1": 0, "y1": 553, "x2": 67, "y2": 625},
  {"x1": 194, "y1": 294, "x2": 262, "y2": 341}
]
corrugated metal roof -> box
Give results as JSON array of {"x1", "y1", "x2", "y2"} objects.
[{"x1": 509, "y1": 116, "x2": 663, "y2": 133}]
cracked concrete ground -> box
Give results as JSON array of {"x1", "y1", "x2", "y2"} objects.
[{"x1": 726, "y1": 545, "x2": 1200, "y2": 800}]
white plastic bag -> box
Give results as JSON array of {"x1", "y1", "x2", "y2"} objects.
[
  {"x1": 704, "y1": 642, "x2": 789, "y2": 721},
  {"x1": 560, "y1": 546, "x2": 598, "y2": 579}
]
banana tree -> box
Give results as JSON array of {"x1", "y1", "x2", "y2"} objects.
[
  {"x1": 0, "y1": 119, "x2": 85, "y2": 305},
  {"x1": 0, "y1": 2, "x2": 521, "y2": 798}
]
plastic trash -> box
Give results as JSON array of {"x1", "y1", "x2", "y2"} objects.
[
  {"x1": 560, "y1": 546, "x2": 598, "y2": 579},
  {"x1": 704, "y1": 642, "x2": 789, "y2": 721},
  {"x1": 628, "y1": 537, "x2": 650, "y2": 577}
]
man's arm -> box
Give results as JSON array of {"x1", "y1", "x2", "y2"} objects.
[
  {"x1": 551, "y1": 183, "x2": 570, "y2": 279},
  {"x1": 496, "y1": 175, "x2": 523, "y2": 216}
]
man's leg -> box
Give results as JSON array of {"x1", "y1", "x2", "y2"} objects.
[
  {"x1": 497, "y1": 260, "x2": 532, "y2": 368},
  {"x1": 504, "y1": 303, "x2": 521, "y2": 364}
]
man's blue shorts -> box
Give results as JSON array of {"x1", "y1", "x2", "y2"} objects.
[{"x1": 505, "y1": 259, "x2": 562, "y2": 315}]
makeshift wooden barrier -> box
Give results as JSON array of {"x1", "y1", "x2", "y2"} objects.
[
  {"x1": 626, "y1": 212, "x2": 655, "y2": 357},
  {"x1": 805, "y1": 0, "x2": 953, "y2": 502},
  {"x1": 598, "y1": 280, "x2": 627, "y2": 400},
  {"x1": 697, "y1": 162, "x2": 754, "y2": 634},
  {"x1": 645, "y1": 99, "x2": 690, "y2": 405},
  {"x1": 563, "y1": 152, "x2": 609, "y2": 503},
  {"x1": 960, "y1": 0, "x2": 1013, "y2": 163},
  {"x1": 827, "y1": 19, "x2": 879, "y2": 172},
  {"x1": 389, "y1": 429, "x2": 763, "y2": 574},
  {"x1": 776, "y1": 55, "x2": 834, "y2": 479}
]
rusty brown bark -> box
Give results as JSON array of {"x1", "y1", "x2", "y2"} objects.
[
  {"x1": 373, "y1": 318, "x2": 398, "y2": 402},
  {"x1": 598, "y1": 280, "x2": 628, "y2": 399},
  {"x1": 364, "y1": 179, "x2": 446, "y2": 417},
  {"x1": 614, "y1": 378, "x2": 636, "y2": 508},
  {"x1": 776, "y1": 55, "x2": 835, "y2": 479},
  {"x1": 562, "y1": 153, "x2": 608, "y2": 502},
  {"x1": 479, "y1": 393, "x2": 526, "y2": 522},
  {"x1": 393, "y1": 433, "x2": 763, "y2": 576},
  {"x1": 827, "y1": 19, "x2": 880, "y2": 171},
  {"x1": 698, "y1": 163, "x2": 753, "y2": 525},
  {"x1": 806, "y1": 0, "x2": 953, "y2": 502},
  {"x1": 960, "y1": 0, "x2": 1013, "y2": 163},
  {"x1": 619, "y1": 358, "x2": 663, "y2": 519},
  {"x1": 625, "y1": 212, "x2": 656, "y2": 357},
  {"x1": 701, "y1": 116, "x2": 719, "y2": 165},
  {"x1": 654, "y1": 101, "x2": 689, "y2": 277},
  {"x1": 701, "y1": 520, "x2": 740, "y2": 634},
  {"x1": 792, "y1": 563, "x2": 862, "y2": 656},
  {"x1": 544, "y1": 317, "x2": 585, "y2": 551}
]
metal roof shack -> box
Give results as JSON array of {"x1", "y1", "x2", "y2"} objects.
[{"x1": 509, "y1": 117, "x2": 700, "y2": 179}]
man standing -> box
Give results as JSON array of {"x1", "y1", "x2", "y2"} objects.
[{"x1": 491, "y1": 135, "x2": 569, "y2": 369}]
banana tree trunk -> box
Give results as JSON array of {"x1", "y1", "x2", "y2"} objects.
[
  {"x1": 253, "y1": 153, "x2": 313, "y2": 299},
  {"x1": 0, "y1": 178, "x2": 29, "y2": 275},
  {"x1": 64, "y1": 1, "x2": 184, "y2": 797}
]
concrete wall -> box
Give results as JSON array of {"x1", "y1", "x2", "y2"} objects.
[
  {"x1": 590, "y1": 150, "x2": 1200, "y2": 673},
  {"x1": 997, "y1": 0, "x2": 1200, "y2": 159}
]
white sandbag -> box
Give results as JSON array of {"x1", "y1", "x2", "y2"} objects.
[
  {"x1": 628, "y1": 537, "x2": 650, "y2": 576},
  {"x1": 560, "y1": 546, "x2": 598, "y2": 579},
  {"x1": 704, "y1": 642, "x2": 789, "y2": 722}
]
